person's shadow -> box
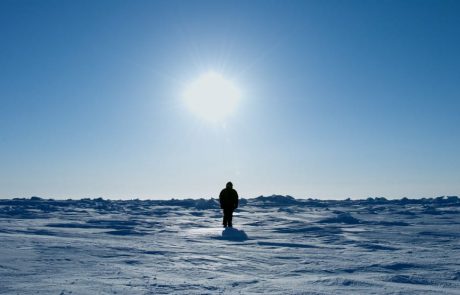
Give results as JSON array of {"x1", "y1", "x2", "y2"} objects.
[{"x1": 221, "y1": 227, "x2": 248, "y2": 241}]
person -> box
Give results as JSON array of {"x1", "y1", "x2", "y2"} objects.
[{"x1": 219, "y1": 181, "x2": 239, "y2": 228}]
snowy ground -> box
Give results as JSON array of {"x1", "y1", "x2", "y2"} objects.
[{"x1": 0, "y1": 196, "x2": 459, "y2": 294}]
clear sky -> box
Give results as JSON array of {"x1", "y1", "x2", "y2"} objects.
[{"x1": 1, "y1": 0, "x2": 459, "y2": 199}]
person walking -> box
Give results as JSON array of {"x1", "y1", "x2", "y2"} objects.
[{"x1": 219, "y1": 182, "x2": 239, "y2": 228}]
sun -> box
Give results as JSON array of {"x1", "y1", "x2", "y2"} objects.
[{"x1": 183, "y1": 71, "x2": 241, "y2": 122}]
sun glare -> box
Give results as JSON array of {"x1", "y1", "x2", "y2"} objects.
[{"x1": 183, "y1": 71, "x2": 241, "y2": 122}]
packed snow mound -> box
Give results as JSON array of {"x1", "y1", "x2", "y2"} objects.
[
  {"x1": 319, "y1": 212, "x2": 361, "y2": 224},
  {"x1": 221, "y1": 227, "x2": 248, "y2": 241}
]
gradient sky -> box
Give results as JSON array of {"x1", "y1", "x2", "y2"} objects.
[{"x1": 1, "y1": 0, "x2": 459, "y2": 199}]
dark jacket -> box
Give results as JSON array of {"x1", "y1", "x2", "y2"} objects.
[{"x1": 219, "y1": 188, "x2": 239, "y2": 209}]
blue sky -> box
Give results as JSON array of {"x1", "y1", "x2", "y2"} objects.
[{"x1": 1, "y1": 0, "x2": 459, "y2": 199}]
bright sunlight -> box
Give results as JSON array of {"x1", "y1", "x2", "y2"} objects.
[{"x1": 183, "y1": 71, "x2": 241, "y2": 122}]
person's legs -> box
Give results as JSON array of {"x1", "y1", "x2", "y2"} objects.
[
  {"x1": 222, "y1": 209, "x2": 229, "y2": 227},
  {"x1": 228, "y1": 209, "x2": 234, "y2": 227}
]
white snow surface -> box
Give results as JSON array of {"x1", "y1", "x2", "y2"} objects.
[{"x1": 0, "y1": 195, "x2": 459, "y2": 294}]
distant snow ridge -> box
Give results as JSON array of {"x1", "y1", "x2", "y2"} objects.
[
  {"x1": 194, "y1": 198, "x2": 219, "y2": 210},
  {"x1": 253, "y1": 195, "x2": 299, "y2": 206}
]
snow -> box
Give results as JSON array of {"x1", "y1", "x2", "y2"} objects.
[{"x1": 0, "y1": 195, "x2": 459, "y2": 294}]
